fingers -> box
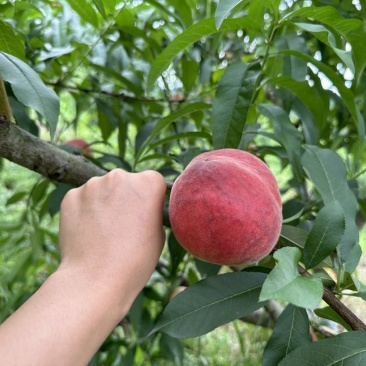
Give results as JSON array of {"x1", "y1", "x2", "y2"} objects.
[{"x1": 61, "y1": 169, "x2": 167, "y2": 209}]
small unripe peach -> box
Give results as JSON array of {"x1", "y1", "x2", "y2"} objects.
[{"x1": 169, "y1": 149, "x2": 282, "y2": 266}]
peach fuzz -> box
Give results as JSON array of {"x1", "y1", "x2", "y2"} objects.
[{"x1": 169, "y1": 149, "x2": 282, "y2": 266}]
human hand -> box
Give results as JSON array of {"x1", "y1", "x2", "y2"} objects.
[
  {"x1": 0, "y1": 170, "x2": 166, "y2": 365},
  {"x1": 58, "y1": 169, "x2": 167, "y2": 314}
]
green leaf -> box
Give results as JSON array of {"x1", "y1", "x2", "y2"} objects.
[
  {"x1": 38, "y1": 46, "x2": 76, "y2": 62},
  {"x1": 181, "y1": 59, "x2": 199, "y2": 93},
  {"x1": 302, "y1": 146, "x2": 360, "y2": 271},
  {"x1": 66, "y1": 0, "x2": 99, "y2": 27},
  {"x1": 278, "y1": 331, "x2": 366, "y2": 365},
  {"x1": 259, "y1": 247, "x2": 323, "y2": 309},
  {"x1": 135, "y1": 103, "x2": 210, "y2": 164},
  {"x1": 273, "y1": 33, "x2": 308, "y2": 81},
  {"x1": 167, "y1": 0, "x2": 193, "y2": 27},
  {"x1": 215, "y1": 0, "x2": 249, "y2": 29},
  {"x1": 150, "y1": 131, "x2": 211, "y2": 150},
  {"x1": 149, "y1": 271, "x2": 267, "y2": 338},
  {"x1": 314, "y1": 306, "x2": 352, "y2": 331},
  {"x1": 147, "y1": 17, "x2": 261, "y2": 90},
  {"x1": 194, "y1": 258, "x2": 221, "y2": 278},
  {"x1": 292, "y1": 98, "x2": 319, "y2": 145},
  {"x1": 168, "y1": 232, "x2": 187, "y2": 276},
  {"x1": 282, "y1": 200, "x2": 305, "y2": 223},
  {"x1": 285, "y1": 5, "x2": 366, "y2": 85},
  {"x1": 0, "y1": 20, "x2": 25, "y2": 60},
  {"x1": 258, "y1": 104, "x2": 303, "y2": 181},
  {"x1": 261, "y1": 0, "x2": 282, "y2": 16},
  {"x1": 294, "y1": 23, "x2": 355, "y2": 75},
  {"x1": 347, "y1": 281, "x2": 366, "y2": 301},
  {"x1": 263, "y1": 305, "x2": 311, "y2": 366},
  {"x1": 4, "y1": 249, "x2": 32, "y2": 285},
  {"x1": 92, "y1": 0, "x2": 107, "y2": 20},
  {"x1": 0, "y1": 52, "x2": 60, "y2": 138},
  {"x1": 30, "y1": 180, "x2": 50, "y2": 205},
  {"x1": 280, "y1": 50, "x2": 365, "y2": 138},
  {"x1": 49, "y1": 183, "x2": 74, "y2": 217},
  {"x1": 279, "y1": 226, "x2": 308, "y2": 249},
  {"x1": 146, "y1": 0, "x2": 186, "y2": 28},
  {"x1": 341, "y1": 272, "x2": 360, "y2": 292},
  {"x1": 6, "y1": 191, "x2": 27, "y2": 206},
  {"x1": 212, "y1": 62, "x2": 259, "y2": 149},
  {"x1": 286, "y1": 6, "x2": 361, "y2": 35},
  {"x1": 159, "y1": 333, "x2": 184, "y2": 364},
  {"x1": 96, "y1": 99, "x2": 118, "y2": 140},
  {"x1": 303, "y1": 201, "x2": 345, "y2": 269},
  {"x1": 266, "y1": 76, "x2": 328, "y2": 133}
]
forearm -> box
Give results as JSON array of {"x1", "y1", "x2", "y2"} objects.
[
  {"x1": 0, "y1": 267, "x2": 132, "y2": 366},
  {"x1": 0, "y1": 170, "x2": 166, "y2": 365}
]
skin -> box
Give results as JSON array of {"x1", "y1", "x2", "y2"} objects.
[{"x1": 0, "y1": 169, "x2": 166, "y2": 366}]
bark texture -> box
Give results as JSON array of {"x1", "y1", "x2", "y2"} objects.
[{"x1": 0, "y1": 115, "x2": 107, "y2": 187}]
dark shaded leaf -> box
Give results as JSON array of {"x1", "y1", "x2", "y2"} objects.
[
  {"x1": 212, "y1": 62, "x2": 259, "y2": 149},
  {"x1": 258, "y1": 104, "x2": 303, "y2": 181},
  {"x1": 149, "y1": 271, "x2": 267, "y2": 338},
  {"x1": 279, "y1": 331, "x2": 366, "y2": 365},
  {"x1": 263, "y1": 305, "x2": 311, "y2": 366},
  {"x1": 0, "y1": 52, "x2": 60, "y2": 138},
  {"x1": 147, "y1": 17, "x2": 261, "y2": 90},
  {"x1": 303, "y1": 201, "x2": 345, "y2": 269},
  {"x1": 302, "y1": 146, "x2": 360, "y2": 271}
]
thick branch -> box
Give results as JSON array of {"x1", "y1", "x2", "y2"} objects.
[
  {"x1": 322, "y1": 288, "x2": 366, "y2": 331},
  {"x1": 0, "y1": 115, "x2": 107, "y2": 186},
  {"x1": 299, "y1": 266, "x2": 366, "y2": 331}
]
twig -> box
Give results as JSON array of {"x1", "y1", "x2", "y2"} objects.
[
  {"x1": 299, "y1": 266, "x2": 366, "y2": 331},
  {"x1": 49, "y1": 82, "x2": 185, "y2": 104},
  {"x1": 322, "y1": 288, "x2": 366, "y2": 331}
]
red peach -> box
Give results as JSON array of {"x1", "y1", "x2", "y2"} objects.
[
  {"x1": 169, "y1": 149, "x2": 282, "y2": 266},
  {"x1": 63, "y1": 139, "x2": 93, "y2": 158}
]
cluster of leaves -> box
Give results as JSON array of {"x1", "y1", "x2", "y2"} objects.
[{"x1": 1, "y1": 0, "x2": 366, "y2": 364}]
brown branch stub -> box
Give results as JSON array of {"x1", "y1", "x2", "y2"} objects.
[{"x1": 0, "y1": 116, "x2": 107, "y2": 186}]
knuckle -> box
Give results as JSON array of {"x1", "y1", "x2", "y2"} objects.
[
  {"x1": 140, "y1": 170, "x2": 167, "y2": 192},
  {"x1": 107, "y1": 168, "x2": 128, "y2": 181},
  {"x1": 86, "y1": 175, "x2": 103, "y2": 185},
  {"x1": 61, "y1": 187, "x2": 78, "y2": 209}
]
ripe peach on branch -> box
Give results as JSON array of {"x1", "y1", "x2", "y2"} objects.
[{"x1": 169, "y1": 149, "x2": 282, "y2": 266}]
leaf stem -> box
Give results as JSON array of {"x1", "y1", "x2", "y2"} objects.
[{"x1": 250, "y1": 24, "x2": 278, "y2": 105}]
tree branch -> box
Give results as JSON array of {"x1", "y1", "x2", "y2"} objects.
[
  {"x1": 299, "y1": 266, "x2": 366, "y2": 331},
  {"x1": 49, "y1": 82, "x2": 186, "y2": 104},
  {"x1": 0, "y1": 116, "x2": 173, "y2": 226},
  {"x1": 322, "y1": 288, "x2": 366, "y2": 331},
  {"x1": 0, "y1": 115, "x2": 107, "y2": 186}
]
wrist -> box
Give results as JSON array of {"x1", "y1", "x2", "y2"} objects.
[{"x1": 54, "y1": 263, "x2": 134, "y2": 321}]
